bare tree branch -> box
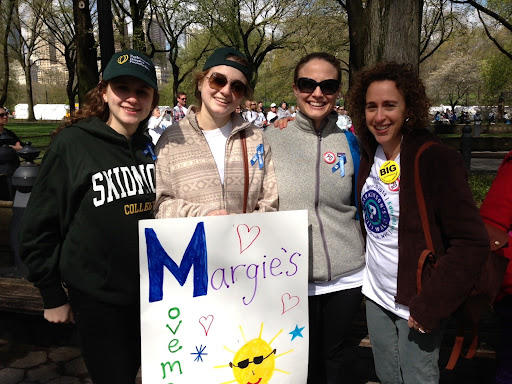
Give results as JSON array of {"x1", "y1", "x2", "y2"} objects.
[{"x1": 477, "y1": 8, "x2": 512, "y2": 61}]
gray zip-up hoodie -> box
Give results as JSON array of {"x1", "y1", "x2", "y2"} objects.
[{"x1": 265, "y1": 111, "x2": 365, "y2": 282}]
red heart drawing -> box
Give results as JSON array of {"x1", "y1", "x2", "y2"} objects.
[
  {"x1": 199, "y1": 315, "x2": 214, "y2": 336},
  {"x1": 237, "y1": 224, "x2": 261, "y2": 253},
  {"x1": 281, "y1": 292, "x2": 300, "y2": 314}
]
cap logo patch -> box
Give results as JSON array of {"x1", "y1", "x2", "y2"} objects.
[
  {"x1": 129, "y1": 55, "x2": 150, "y2": 70},
  {"x1": 117, "y1": 54, "x2": 129, "y2": 65}
]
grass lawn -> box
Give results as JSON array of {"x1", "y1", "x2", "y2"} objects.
[
  {"x1": 5, "y1": 121, "x2": 58, "y2": 159},
  {"x1": 469, "y1": 172, "x2": 496, "y2": 207}
]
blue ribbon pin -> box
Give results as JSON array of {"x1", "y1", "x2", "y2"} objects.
[
  {"x1": 250, "y1": 144, "x2": 264, "y2": 169},
  {"x1": 332, "y1": 153, "x2": 346, "y2": 177},
  {"x1": 144, "y1": 143, "x2": 157, "y2": 161}
]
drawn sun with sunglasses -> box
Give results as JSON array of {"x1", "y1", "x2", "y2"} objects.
[{"x1": 215, "y1": 323, "x2": 293, "y2": 384}]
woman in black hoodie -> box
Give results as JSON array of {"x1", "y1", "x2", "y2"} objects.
[{"x1": 20, "y1": 49, "x2": 159, "y2": 384}]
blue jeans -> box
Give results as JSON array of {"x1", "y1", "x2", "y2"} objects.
[{"x1": 366, "y1": 298, "x2": 442, "y2": 384}]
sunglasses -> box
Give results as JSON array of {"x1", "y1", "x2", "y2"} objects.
[
  {"x1": 296, "y1": 77, "x2": 340, "y2": 95},
  {"x1": 180, "y1": 97, "x2": 187, "y2": 100},
  {"x1": 229, "y1": 349, "x2": 276, "y2": 369},
  {"x1": 207, "y1": 72, "x2": 247, "y2": 98},
  {"x1": 0, "y1": 113, "x2": 7, "y2": 117}
]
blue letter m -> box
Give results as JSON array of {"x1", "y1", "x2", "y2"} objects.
[{"x1": 145, "y1": 222, "x2": 208, "y2": 302}]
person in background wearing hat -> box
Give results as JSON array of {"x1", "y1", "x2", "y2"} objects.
[
  {"x1": 266, "y1": 102, "x2": 278, "y2": 123},
  {"x1": 20, "y1": 49, "x2": 159, "y2": 384},
  {"x1": 154, "y1": 47, "x2": 277, "y2": 218}
]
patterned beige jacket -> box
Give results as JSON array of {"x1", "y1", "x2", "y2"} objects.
[{"x1": 154, "y1": 107, "x2": 278, "y2": 218}]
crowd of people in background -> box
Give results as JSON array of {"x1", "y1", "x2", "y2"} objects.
[
  {"x1": 147, "y1": 95, "x2": 356, "y2": 134},
  {"x1": 145, "y1": 95, "x2": 512, "y2": 147}
]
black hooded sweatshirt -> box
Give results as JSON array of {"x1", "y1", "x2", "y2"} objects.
[{"x1": 20, "y1": 117, "x2": 155, "y2": 308}]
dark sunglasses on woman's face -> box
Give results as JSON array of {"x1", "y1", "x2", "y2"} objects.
[
  {"x1": 0, "y1": 113, "x2": 7, "y2": 117},
  {"x1": 207, "y1": 72, "x2": 247, "y2": 98},
  {"x1": 296, "y1": 77, "x2": 340, "y2": 95}
]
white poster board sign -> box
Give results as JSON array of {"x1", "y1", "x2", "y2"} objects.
[{"x1": 139, "y1": 210, "x2": 309, "y2": 384}]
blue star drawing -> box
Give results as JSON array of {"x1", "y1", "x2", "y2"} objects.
[
  {"x1": 191, "y1": 344, "x2": 208, "y2": 362},
  {"x1": 289, "y1": 325, "x2": 305, "y2": 341}
]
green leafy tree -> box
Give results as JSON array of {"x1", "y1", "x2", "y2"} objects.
[
  {"x1": 9, "y1": 0, "x2": 47, "y2": 120},
  {"x1": 73, "y1": 0, "x2": 99, "y2": 105},
  {"x1": 111, "y1": 0, "x2": 150, "y2": 52},
  {"x1": 481, "y1": 48, "x2": 512, "y2": 101},
  {"x1": 39, "y1": 0, "x2": 78, "y2": 112},
  {"x1": 0, "y1": 0, "x2": 16, "y2": 106},
  {"x1": 452, "y1": 0, "x2": 512, "y2": 60},
  {"x1": 425, "y1": 51, "x2": 481, "y2": 111},
  {"x1": 149, "y1": 0, "x2": 212, "y2": 101},
  {"x1": 197, "y1": 0, "x2": 310, "y2": 88}
]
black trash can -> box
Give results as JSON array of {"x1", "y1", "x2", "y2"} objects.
[{"x1": 10, "y1": 144, "x2": 40, "y2": 276}]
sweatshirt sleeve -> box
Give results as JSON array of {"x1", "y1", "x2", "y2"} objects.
[
  {"x1": 20, "y1": 146, "x2": 70, "y2": 309},
  {"x1": 255, "y1": 136, "x2": 278, "y2": 212},
  {"x1": 409, "y1": 146, "x2": 489, "y2": 330}
]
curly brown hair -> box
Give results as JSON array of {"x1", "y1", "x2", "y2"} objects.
[
  {"x1": 54, "y1": 80, "x2": 159, "y2": 137},
  {"x1": 347, "y1": 62, "x2": 430, "y2": 153}
]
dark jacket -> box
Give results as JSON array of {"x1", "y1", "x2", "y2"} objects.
[
  {"x1": 20, "y1": 117, "x2": 156, "y2": 308},
  {"x1": 357, "y1": 129, "x2": 489, "y2": 330},
  {"x1": 1, "y1": 127, "x2": 22, "y2": 145}
]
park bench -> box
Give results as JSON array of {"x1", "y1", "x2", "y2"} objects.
[{"x1": 0, "y1": 277, "x2": 43, "y2": 314}]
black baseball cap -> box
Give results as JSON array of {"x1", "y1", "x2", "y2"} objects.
[
  {"x1": 203, "y1": 47, "x2": 252, "y2": 80},
  {"x1": 103, "y1": 49, "x2": 158, "y2": 90}
]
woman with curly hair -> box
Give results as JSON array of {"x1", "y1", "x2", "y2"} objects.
[
  {"x1": 348, "y1": 62, "x2": 488, "y2": 383},
  {"x1": 20, "y1": 49, "x2": 159, "y2": 384}
]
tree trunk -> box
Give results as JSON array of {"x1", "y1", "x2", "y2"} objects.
[
  {"x1": 497, "y1": 92, "x2": 504, "y2": 122},
  {"x1": 0, "y1": 0, "x2": 15, "y2": 106},
  {"x1": 65, "y1": 49, "x2": 77, "y2": 113},
  {"x1": 171, "y1": 61, "x2": 180, "y2": 103},
  {"x1": 346, "y1": 0, "x2": 423, "y2": 85},
  {"x1": 130, "y1": 0, "x2": 145, "y2": 53},
  {"x1": 73, "y1": 0, "x2": 99, "y2": 105},
  {"x1": 24, "y1": 63, "x2": 35, "y2": 121},
  {"x1": 97, "y1": 0, "x2": 115, "y2": 72}
]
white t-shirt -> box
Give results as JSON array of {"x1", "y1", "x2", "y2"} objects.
[
  {"x1": 266, "y1": 111, "x2": 278, "y2": 123},
  {"x1": 308, "y1": 266, "x2": 364, "y2": 296},
  {"x1": 147, "y1": 115, "x2": 171, "y2": 145},
  {"x1": 243, "y1": 110, "x2": 258, "y2": 124},
  {"x1": 254, "y1": 112, "x2": 266, "y2": 128},
  {"x1": 336, "y1": 115, "x2": 352, "y2": 131},
  {"x1": 202, "y1": 122, "x2": 233, "y2": 184},
  {"x1": 361, "y1": 146, "x2": 410, "y2": 319}
]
